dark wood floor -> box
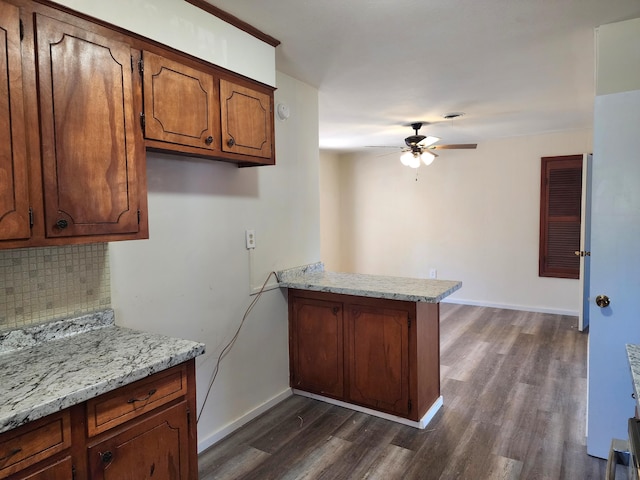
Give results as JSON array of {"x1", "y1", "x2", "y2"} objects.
[{"x1": 198, "y1": 303, "x2": 607, "y2": 479}]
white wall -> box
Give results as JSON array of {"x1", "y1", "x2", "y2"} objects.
[
  {"x1": 109, "y1": 71, "x2": 320, "y2": 452},
  {"x1": 319, "y1": 150, "x2": 343, "y2": 270},
  {"x1": 320, "y1": 130, "x2": 592, "y2": 315}
]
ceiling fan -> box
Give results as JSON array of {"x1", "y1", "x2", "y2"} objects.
[{"x1": 399, "y1": 122, "x2": 477, "y2": 168}]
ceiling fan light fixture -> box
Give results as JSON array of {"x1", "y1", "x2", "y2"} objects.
[
  {"x1": 420, "y1": 151, "x2": 435, "y2": 166},
  {"x1": 400, "y1": 151, "x2": 414, "y2": 166},
  {"x1": 408, "y1": 154, "x2": 421, "y2": 168}
]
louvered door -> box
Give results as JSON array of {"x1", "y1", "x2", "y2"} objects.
[{"x1": 539, "y1": 155, "x2": 583, "y2": 278}]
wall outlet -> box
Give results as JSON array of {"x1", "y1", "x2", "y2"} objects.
[
  {"x1": 245, "y1": 229, "x2": 256, "y2": 249},
  {"x1": 429, "y1": 268, "x2": 437, "y2": 279}
]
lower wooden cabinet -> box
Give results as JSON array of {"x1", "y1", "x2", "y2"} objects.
[
  {"x1": 289, "y1": 296, "x2": 344, "y2": 398},
  {"x1": 0, "y1": 360, "x2": 197, "y2": 480},
  {"x1": 288, "y1": 290, "x2": 440, "y2": 421},
  {"x1": 14, "y1": 457, "x2": 73, "y2": 480},
  {"x1": 87, "y1": 402, "x2": 189, "y2": 480}
]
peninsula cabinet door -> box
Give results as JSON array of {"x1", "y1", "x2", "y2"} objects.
[
  {"x1": 35, "y1": 14, "x2": 142, "y2": 238},
  {"x1": 289, "y1": 296, "x2": 344, "y2": 399},
  {"x1": 87, "y1": 402, "x2": 190, "y2": 480},
  {"x1": 219, "y1": 79, "x2": 272, "y2": 159},
  {"x1": 345, "y1": 304, "x2": 410, "y2": 417},
  {"x1": 0, "y1": 0, "x2": 30, "y2": 241},
  {"x1": 142, "y1": 50, "x2": 219, "y2": 150}
]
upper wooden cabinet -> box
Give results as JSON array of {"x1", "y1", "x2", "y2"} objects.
[
  {"x1": 0, "y1": 0, "x2": 30, "y2": 241},
  {"x1": 35, "y1": 14, "x2": 144, "y2": 238},
  {"x1": 220, "y1": 79, "x2": 273, "y2": 160},
  {"x1": 0, "y1": 0, "x2": 274, "y2": 250},
  {"x1": 141, "y1": 51, "x2": 275, "y2": 166},
  {"x1": 142, "y1": 50, "x2": 220, "y2": 151}
]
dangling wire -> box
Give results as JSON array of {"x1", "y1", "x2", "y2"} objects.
[{"x1": 197, "y1": 271, "x2": 278, "y2": 423}]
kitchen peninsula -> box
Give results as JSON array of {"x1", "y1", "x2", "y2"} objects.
[{"x1": 278, "y1": 263, "x2": 461, "y2": 428}]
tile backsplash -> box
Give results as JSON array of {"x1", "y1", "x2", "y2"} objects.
[{"x1": 0, "y1": 244, "x2": 111, "y2": 330}]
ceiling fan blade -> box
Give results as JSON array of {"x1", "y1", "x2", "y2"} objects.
[
  {"x1": 418, "y1": 136, "x2": 440, "y2": 147},
  {"x1": 430, "y1": 143, "x2": 477, "y2": 150}
]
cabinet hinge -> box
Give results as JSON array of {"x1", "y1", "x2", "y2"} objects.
[
  {"x1": 408, "y1": 317, "x2": 411, "y2": 329},
  {"x1": 138, "y1": 57, "x2": 144, "y2": 75},
  {"x1": 130, "y1": 55, "x2": 134, "y2": 72},
  {"x1": 19, "y1": 19, "x2": 24, "y2": 41},
  {"x1": 408, "y1": 399, "x2": 412, "y2": 412},
  {"x1": 140, "y1": 112, "x2": 145, "y2": 132},
  {"x1": 72, "y1": 465, "x2": 76, "y2": 480},
  {"x1": 28, "y1": 207, "x2": 34, "y2": 228},
  {"x1": 187, "y1": 408, "x2": 191, "y2": 427},
  {"x1": 137, "y1": 210, "x2": 141, "y2": 225}
]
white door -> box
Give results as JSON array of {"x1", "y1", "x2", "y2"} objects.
[
  {"x1": 587, "y1": 89, "x2": 640, "y2": 458},
  {"x1": 578, "y1": 154, "x2": 592, "y2": 332}
]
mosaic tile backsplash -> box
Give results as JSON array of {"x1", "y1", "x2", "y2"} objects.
[{"x1": 0, "y1": 244, "x2": 111, "y2": 330}]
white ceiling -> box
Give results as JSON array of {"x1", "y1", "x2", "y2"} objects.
[{"x1": 208, "y1": 0, "x2": 640, "y2": 152}]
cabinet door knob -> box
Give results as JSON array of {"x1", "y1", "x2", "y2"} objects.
[
  {"x1": 56, "y1": 219, "x2": 68, "y2": 229},
  {"x1": 205, "y1": 136, "x2": 213, "y2": 145},
  {"x1": 101, "y1": 451, "x2": 113, "y2": 464},
  {"x1": 227, "y1": 138, "x2": 235, "y2": 147}
]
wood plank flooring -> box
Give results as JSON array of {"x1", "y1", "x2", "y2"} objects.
[{"x1": 198, "y1": 304, "x2": 607, "y2": 479}]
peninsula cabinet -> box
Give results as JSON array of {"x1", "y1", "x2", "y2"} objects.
[
  {"x1": 288, "y1": 289, "x2": 440, "y2": 422},
  {"x1": 0, "y1": 0, "x2": 30, "y2": 242},
  {"x1": 0, "y1": 362, "x2": 197, "y2": 480}
]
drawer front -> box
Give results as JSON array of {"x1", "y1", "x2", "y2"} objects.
[
  {"x1": 0, "y1": 410, "x2": 71, "y2": 479},
  {"x1": 86, "y1": 364, "x2": 187, "y2": 437}
]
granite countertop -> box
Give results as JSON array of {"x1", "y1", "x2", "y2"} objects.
[
  {"x1": 0, "y1": 309, "x2": 205, "y2": 434},
  {"x1": 627, "y1": 344, "x2": 640, "y2": 409},
  {"x1": 277, "y1": 262, "x2": 462, "y2": 303}
]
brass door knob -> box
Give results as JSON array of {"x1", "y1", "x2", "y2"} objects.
[{"x1": 595, "y1": 295, "x2": 610, "y2": 308}]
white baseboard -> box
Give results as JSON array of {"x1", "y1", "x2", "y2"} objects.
[
  {"x1": 442, "y1": 297, "x2": 578, "y2": 317},
  {"x1": 197, "y1": 388, "x2": 293, "y2": 453},
  {"x1": 292, "y1": 389, "x2": 443, "y2": 429}
]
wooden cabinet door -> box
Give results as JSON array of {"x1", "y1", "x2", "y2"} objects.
[
  {"x1": 15, "y1": 456, "x2": 73, "y2": 480},
  {"x1": 88, "y1": 402, "x2": 189, "y2": 480},
  {"x1": 345, "y1": 304, "x2": 410, "y2": 417},
  {"x1": 220, "y1": 79, "x2": 272, "y2": 159},
  {"x1": 0, "y1": 0, "x2": 30, "y2": 241},
  {"x1": 35, "y1": 14, "x2": 142, "y2": 238},
  {"x1": 142, "y1": 51, "x2": 219, "y2": 150},
  {"x1": 290, "y1": 296, "x2": 344, "y2": 398}
]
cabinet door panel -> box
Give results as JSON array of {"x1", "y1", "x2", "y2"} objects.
[
  {"x1": 142, "y1": 51, "x2": 218, "y2": 150},
  {"x1": 346, "y1": 305, "x2": 410, "y2": 416},
  {"x1": 290, "y1": 297, "x2": 344, "y2": 398},
  {"x1": 220, "y1": 79, "x2": 272, "y2": 158},
  {"x1": 17, "y1": 456, "x2": 72, "y2": 480},
  {"x1": 0, "y1": 0, "x2": 30, "y2": 241},
  {"x1": 88, "y1": 402, "x2": 189, "y2": 480},
  {"x1": 35, "y1": 14, "x2": 140, "y2": 237}
]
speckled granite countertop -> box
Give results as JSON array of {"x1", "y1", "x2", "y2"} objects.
[
  {"x1": 627, "y1": 344, "x2": 640, "y2": 408},
  {"x1": 0, "y1": 309, "x2": 205, "y2": 434},
  {"x1": 277, "y1": 263, "x2": 462, "y2": 303}
]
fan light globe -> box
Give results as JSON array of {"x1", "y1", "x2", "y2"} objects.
[
  {"x1": 421, "y1": 151, "x2": 436, "y2": 166},
  {"x1": 400, "y1": 151, "x2": 413, "y2": 166},
  {"x1": 408, "y1": 154, "x2": 421, "y2": 168}
]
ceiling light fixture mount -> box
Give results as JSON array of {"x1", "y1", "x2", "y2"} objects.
[{"x1": 442, "y1": 112, "x2": 465, "y2": 120}]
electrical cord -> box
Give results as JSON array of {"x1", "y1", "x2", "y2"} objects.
[{"x1": 197, "y1": 271, "x2": 279, "y2": 423}]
